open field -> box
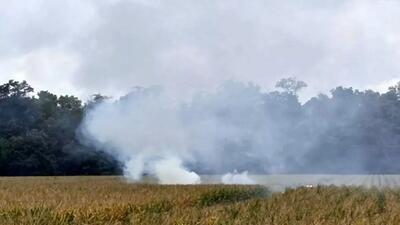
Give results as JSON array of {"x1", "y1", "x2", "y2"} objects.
[
  {"x1": 1, "y1": 177, "x2": 400, "y2": 224},
  {"x1": 203, "y1": 175, "x2": 400, "y2": 191}
]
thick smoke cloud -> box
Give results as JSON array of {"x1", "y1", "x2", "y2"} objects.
[
  {"x1": 79, "y1": 82, "x2": 269, "y2": 183},
  {"x1": 1, "y1": 0, "x2": 400, "y2": 99},
  {"x1": 3, "y1": 1, "x2": 400, "y2": 183},
  {"x1": 81, "y1": 77, "x2": 400, "y2": 184},
  {"x1": 81, "y1": 86, "x2": 203, "y2": 183},
  {"x1": 81, "y1": 81, "x2": 276, "y2": 183}
]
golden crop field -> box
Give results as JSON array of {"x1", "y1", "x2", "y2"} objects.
[{"x1": 1, "y1": 177, "x2": 400, "y2": 225}]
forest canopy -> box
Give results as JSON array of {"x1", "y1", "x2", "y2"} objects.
[{"x1": 0, "y1": 80, "x2": 121, "y2": 176}]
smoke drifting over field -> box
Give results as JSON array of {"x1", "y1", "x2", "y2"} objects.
[
  {"x1": 81, "y1": 81, "x2": 282, "y2": 183},
  {"x1": 59, "y1": 0, "x2": 400, "y2": 184},
  {"x1": 3, "y1": 0, "x2": 400, "y2": 183},
  {"x1": 81, "y1": 79, "x2": 400, "y2": 184}
]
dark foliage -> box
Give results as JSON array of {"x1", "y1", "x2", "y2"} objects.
[{"x1": 0, "y1": 80, "x2": 121, "y2": 176}]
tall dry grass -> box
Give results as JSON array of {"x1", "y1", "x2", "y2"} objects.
[{"x1": 0, "y1": 176, "x2": 400, "y2": 224}]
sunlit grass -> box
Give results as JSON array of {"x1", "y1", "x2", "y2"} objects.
[{"x1": 0, "y1": 177, "x2": 400, "y2": 224}]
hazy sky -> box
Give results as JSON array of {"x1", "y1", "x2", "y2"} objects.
[{"x1": 1, "y1": 0, "x2": 400, "y2": 100}]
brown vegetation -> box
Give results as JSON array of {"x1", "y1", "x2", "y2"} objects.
[{"x1": 0, "y1": 177, "x2": 400, "y2": 224}]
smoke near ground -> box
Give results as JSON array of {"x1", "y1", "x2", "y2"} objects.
[
  {"x1": 4, "y1": 0, "x2": 399, "y2": 184},
  {"x1": 3, "y1": 1, "x2": 400, "y2": 184},
  {"x1": 80, "y1": 79, "x2": 400, "y2": 184},
  {"x1": 222, "y1": 171, "x2": 255, "y2": 185},
  {"x1": 80, "y1": 81, "x2": 276, "y2": 183}
]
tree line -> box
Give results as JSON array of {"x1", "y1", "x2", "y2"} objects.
[
  {"x1": 0, "y1": 80, "x2": 121, "y2": 175},
  {"x1": 1, "y1": 78, "x2": 400, "y2": 175}
]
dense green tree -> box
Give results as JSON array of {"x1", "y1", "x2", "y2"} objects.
[{"x1": 0, "y1": 80, "x2": 121, "y2": 176}]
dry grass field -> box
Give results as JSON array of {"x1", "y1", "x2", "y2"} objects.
[{"x1": 1, "y1": 177, "x2": 400, "y2": 224}]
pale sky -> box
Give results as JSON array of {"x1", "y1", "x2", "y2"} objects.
[{"x1": 1, "y1": 0, "x2": 400, "y2": 100}]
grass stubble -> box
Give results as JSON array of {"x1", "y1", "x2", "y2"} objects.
[{"x1": 0, "y1": 176, "x2": 400, "y2": 224}]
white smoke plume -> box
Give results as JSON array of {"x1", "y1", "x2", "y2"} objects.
[
  {"x1": 153, "y1": 157, "x2": 201, "y2": 185},
  {"x1": 81, "y1": 79, "x2": 387, "y2": 184},
  {"x1": 81, "y1": 81, "x2": 278, "y2": 184},
  {"x1": 81, "y1": 86, "x2": 201, "y2": 184},
  {"x1": 222, "y1": 171, "x2": 255, "y2": 185}
]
